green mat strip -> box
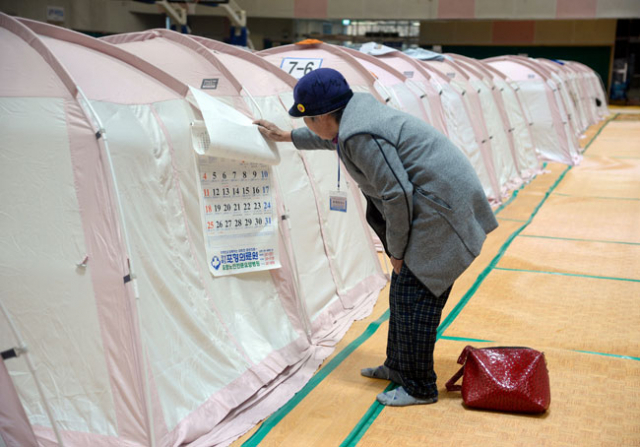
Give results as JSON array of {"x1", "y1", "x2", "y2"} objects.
[
  {"x1": 497, "y1": 217, "x2": 527, "y2": 222},
  {"x1": 494, "y1": 267, "x2": 640, "y2": 283},
  {"x1": 518, "y1": 234, "x2": 640, "y2": 246},
  {"x1": 439, "y1": 335, "x2": 494, "y2": 343},
  {"x1": 551, "y1": 192, "x2": 640, "y2": 201},
  {"x1": 574, "y1": 350, "x2": 640, "y2": 362},
  {"x1": 338, "y1": 383, "x2": 397, "y2": 447},
  {"x1": 493, "y1": 162, "x2": 547, "y2": 216}
]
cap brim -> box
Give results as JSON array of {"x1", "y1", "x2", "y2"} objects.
[{"x1": 288, "y1": 105, "x2": 305, "y2": 118}]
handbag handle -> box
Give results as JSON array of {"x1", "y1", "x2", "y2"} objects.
[
  {"x1": 445, "y1": 345, "x2": 475, "y2": 392},
  {"x1": 445, "y1": 365, "x2": 465, "y2": 391}
]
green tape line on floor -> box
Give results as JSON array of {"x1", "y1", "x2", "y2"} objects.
[
  {"x1": 440, "y1": 335, "x2": 494, "y2": 343},
  {"x1": 493, "y1": 163, "x2": 548, "y2": 216},
  {"x1": 574, "y1": 350, "x2": 640, "y2": 362},
  {"x1": 495, "y1": 267, "x2": 640, "y2": 283},
  {"x1": 242, "y1": 308, "x2": 390, "y2": 447},
  {"x1": 339, "y1": 382, "x2": 397, "y2": 447},
  {"x1": 497, "y1": 217, "x2": 527, "y2": 222},
  {"x1": 519, "y1": 234, "x2": 640, "y2": 246},
  {"x1": 438, "y1": 113, "x2": 619, "y2": 336},
  {"x1": 437, "y1": 160, "x2": 574, "y2": 336},
  {"x1": 552, "y1": 192, "x2": 640, "y2": 201}
]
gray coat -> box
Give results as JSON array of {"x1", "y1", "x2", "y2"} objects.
[{"x1": 291, "y1": 93, "x2": 498, "y2": 296}]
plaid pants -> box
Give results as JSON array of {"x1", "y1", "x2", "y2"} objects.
[{"x1": 384, "y1": 263, "x2": 452, "y2": 399}]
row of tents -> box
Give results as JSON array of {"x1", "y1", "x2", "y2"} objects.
[
  {"x1": 0, "y1": 13, "x2": 608, "y2": 447},
  {"x1": 261, "y1": 39, "x2": 608, "y2": 202}
]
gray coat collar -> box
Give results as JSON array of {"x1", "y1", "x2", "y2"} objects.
[{"x1": 338, "y1": 93, "x2": 383, "y2": 143}]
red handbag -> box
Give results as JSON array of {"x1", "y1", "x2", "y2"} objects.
[{"x1": 445, "y1": 345, "x2": 550, "y2": 413}]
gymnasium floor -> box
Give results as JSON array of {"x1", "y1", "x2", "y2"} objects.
[{"x1": 233, "y1": 110, "x2": 640, "y2": 447}]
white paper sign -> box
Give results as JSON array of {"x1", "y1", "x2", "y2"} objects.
[
  {"x1": 197, "y1": 156, "x2": 280, "y2": 276},
  {"x1": 280, "y1": 57, "x2": 323, "y2": 79},
  {"x1": 189, "y1": 86, "x2": 280, "y2": 165}
]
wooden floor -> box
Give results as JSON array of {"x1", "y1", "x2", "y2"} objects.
[{"x1": 232, "y1": 111, "x2": 640, "y2": 447}]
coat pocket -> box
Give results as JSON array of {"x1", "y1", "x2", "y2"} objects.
[
  {"x1": 414, "y1": 187, "x2": 452, "y2": 212},
  {"x1": 415, "y1": 187, "x2": 485, "y2": 257}
]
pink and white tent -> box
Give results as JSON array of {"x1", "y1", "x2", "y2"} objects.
[
  {"x1": 486, "y1": 56, "x2": 582, "y2": 165},
  {"x1": 538, "y1": 58, "x2": 590, "y2": 133},
  {"x1": 422, "y1": 57, "x2": 513, "y2": 198},
  {"x1": 449, "y1": 53, "x2": 541, "y2": 181},
  {"x1": 337, "y1": 46, "x2": 439, "y2": 132},
  {"x1": 1, "y1": 16, "x2": 385, "y2": 447},
  {"x1": 536, "y1": 57, "x2": 586, "y2": 137},
  {"x1": 357, "y1": 42, "x2": 448, "y2": 136},
  {"x1": 404, "y1": 51, "x2": 502, "y2": 201},
  {"x1": 564, "y1": 60, "x2": 609, "y2": 123},
  {"x1": 359, "y1": 42, "x2": 449, "y2": 136},
  {"x1": 562, "y1": 61, "x2": 600, "y2": 129},
  {"x1": 514, "y1": 57, "x2": 583, "y2": 149},
  {"x1": 445, "y1": 54, "x2": 522, "y2": 190},
  {"x1": 259, "y1": 40, "x2": 443, "y2": 133},
  {"x1": 103, "y1": 29, "x2": 386, "y2": 342}
]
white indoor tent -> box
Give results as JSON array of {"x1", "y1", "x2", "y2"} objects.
[
  {"x1": 357, "y1": 42, "x2": 449, "y2": 136},
  {"x1": 0, "y1": 15, "x2": 385, "y2": 447},
  {"x1": 258, "y1": 38, "x2": 441, "y2": 134},
  {"x1": 560, "y1": 60, "x2": 597, "y2": 130},
  {"x1": 486, "y1": 56, "x2": 583, "y2": 165},
  {"x1": 448, "y1": 54, "x2": 541, "y2": 181},
  {"x1": 538, "y1": 57, "x2": 588, "y2": 135},
  {"x1": 519, "y1": 56, "x2": 583, "y2": 149},
  {"x1": 403, "y1": 49, "x2": 504, "y2": 201},
  {"x1": 568, "y1": 60, "x2": 610, "y2": 121},
  {"x1": 338, "y1": 46, "x2": 436, "y2": 130},
  {"x1": 258, "y1": 39, "x2": 387, "y2": 102},
  {"x1": 421, "y1": 57, "x2": 512, "y2": 199},
  {"x1": 445, "y1": 55, "x2": 522, "y2": 190}
]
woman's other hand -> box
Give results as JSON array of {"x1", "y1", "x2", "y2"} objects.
[
  {"x1": 390, "y1": 257, "x2": 403, "y2": 274},
  {"x1": 253, "y1": 119, "x2": 292, "y2": 142}
]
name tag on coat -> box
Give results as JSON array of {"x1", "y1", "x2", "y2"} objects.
[{"x1": 329, "y1": 190, "x2": 348, "y2": 212}]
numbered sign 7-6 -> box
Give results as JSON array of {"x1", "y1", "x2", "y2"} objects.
[{"x1": 280, "y1": 58, "x2": 323, "y2": 79}]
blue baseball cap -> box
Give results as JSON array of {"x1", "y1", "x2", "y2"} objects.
[{"x1": 289, "y1": 68, "x2": 353, "y2": 118}]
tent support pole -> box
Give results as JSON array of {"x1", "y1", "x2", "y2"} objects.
[
  {"x1": 75, "y1": 88, "x2": 157, "y2": 447},
  {"x1": 0, "y1": 299, "x2": 65, "y2": 447},
  {"x1": 274, "y1": 167, "x2": 313, "y2": 341}
]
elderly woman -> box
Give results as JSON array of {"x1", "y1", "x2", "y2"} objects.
[{"x1": 255, "y1": 68, "x2": 497, "y2": 406}]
